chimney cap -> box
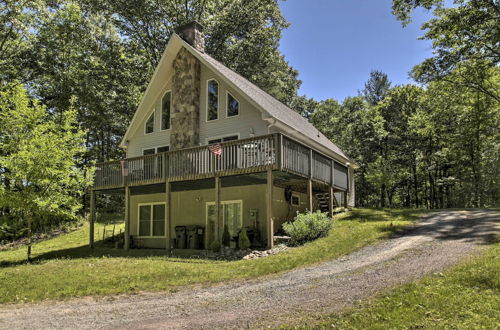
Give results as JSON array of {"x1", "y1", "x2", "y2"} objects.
[
  {"x1": 175, "y1": 20, "x2": 204, "y2": 34},
  {"x1": 175, "y1": 20, "x2": 205, "y2": 52}
]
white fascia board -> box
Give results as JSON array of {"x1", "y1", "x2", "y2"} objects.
[{"x1": 119, "y1": 36, "x2": 182, "y2": 148}]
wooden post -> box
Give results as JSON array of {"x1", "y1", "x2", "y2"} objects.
[
  {"x1": 276, "y1": 134, "x2": 283, "y2": 169},
  {"x1": 309, "y1": 149, "x2": 313, "y2": 179},
  {"x1": 308, "y1": 147, "x2": 314, "y2": 213},
  {"x1": 124, "y1": 186, "x2": 130, "y2": 250},
  {"x1": 329, "y1": 185, "x2": 334, "y2": 218},
  {"x1": 215, "y1": 175, "x2": 221, "y2": 244},
  {"x1": 165, "y1": 181, "x2": 171, "y2": 250},
  {"x1": 89, "y1": 189, "x2": 95, "y2": 249},
  {"x1": 343, "y1": 190, "x2": 348, "y2": 208},
  {"x1": 266, "y1": 168, "x2": 274, "y2": 249},
  {"x1": 331, "y1": 159, "x2": 335, "y2": 187},
  {"x1": 307, "y1": 179, "x2": 313, "y2": 212}
]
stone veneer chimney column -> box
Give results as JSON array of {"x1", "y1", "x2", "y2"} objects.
[{"x1": 170, "y1": 22, "x2": 204, "y2": 150}]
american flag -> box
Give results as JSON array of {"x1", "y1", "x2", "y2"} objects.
[
  {"x1": 209, "y1": 143, "x2": 222, "y2": 156},
  {"x1": 120, "y1": 160, "x2": 129, "y2": 176}
]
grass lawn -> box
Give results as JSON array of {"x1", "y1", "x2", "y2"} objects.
[
  {"x1": 291, "y1": 243, "x2": 500, "y2": 329},
  {"x1": 0, "y1": 208, "x2": 421, "y2": 304}
]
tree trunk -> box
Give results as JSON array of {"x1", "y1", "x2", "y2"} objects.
[
  {"x1": 27, "y1": 211, "x2": 32, "y2": 262},
  {"x1": 412, "y1": 160, "x2": 419, "y2": 208},
  {"x1": 380, "y1": 184, "x2": 386, "y2": 208}
]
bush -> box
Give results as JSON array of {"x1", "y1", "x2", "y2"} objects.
[
  {"x1": 222, "y1": 224, "x2": 231, "y2": 247},
  {"x1": 238, "y1": 227, "x2": 251, "y2": 250},
  {"x1": 283, "y1": 211, "x2": 333, "y2": 246},
  {"x1": 209, "y1": 240, "x2": 221, "y2": 252}
]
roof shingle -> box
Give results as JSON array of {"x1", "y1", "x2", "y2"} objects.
[{"x1": 189, "y1": 44, "x2": 350, "y2": 161}]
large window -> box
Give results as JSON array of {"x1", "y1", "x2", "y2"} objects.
[
  {"x1": 143, "y1": 146, "x2": 169, "y2": 155},
  {"x1": 145, "y1": 112, "x2": 155, "y2": 134},
  {"x1": 207, "y1": 134, "x2": 238, "y2": 145},
  {"x1": 138, "y1": 203, "x2": 165, "y2": 237},
  {"x1": 226, "y1": 92, "x2": 239, "y2": 117},
  {"x1": 207, "y1": 79, "x2": 219, "y2": 121},
  {"x1": 161, "y1": 91, "x2": 171, "y2": 130},
  {"x1": 206, "y1": 200, "x2": 242, "y2": 238}
]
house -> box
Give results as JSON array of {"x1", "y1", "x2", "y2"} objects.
[{"x1": 89, "y1": 21, "x2": 356, "y2": 250}]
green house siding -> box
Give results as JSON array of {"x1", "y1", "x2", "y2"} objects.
[{"x1": 129, "y1": 185, "x2": 309, "y2": 249}]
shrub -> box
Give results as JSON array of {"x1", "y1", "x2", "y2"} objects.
[
  {"x1": 221, "y1": 224, "x2": 231, "y2": 247},
  {"x1": 238, "y1": 227, "x2": 251, "y2": 250},
  {"x1": 209, "y1": 240, "x2": 221, "y2": 252},
  {"x1": 283, "y1": 211, "x2": 333, "y2": 246}
]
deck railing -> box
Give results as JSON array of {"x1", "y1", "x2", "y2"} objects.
[{"x1": 93, "y1": 133, "x2": 349, "y2": 190}]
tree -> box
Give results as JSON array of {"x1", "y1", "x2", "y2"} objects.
[
  {"x1": 374, "y1": 85, "x2": 425, "y2": 207},
  {"x1": 391, "y1": 0, "x2": 444, "y2": 25},
  {"x1": 412, "y1": 66, "x2": 499, "y2": 208},
  {"x1": 0, "y1": 0, "x2": 44, "y2": 82},
  {"x1": 310, "y1": 96, "x2": 385, "y2": 206},
  {"x1": 289, "y1": 95, "x2": 318, "y2": 118},
  {"x1": 393, "y1": 0, "x2": 499, "y2": 101},
  {"x1": 360, "y1": 70, "x2": 392, "y2": 106},
  {"x1": 0, "y1": 84, "x2": 91, "y2": 260},
  {"x1": 26, "y1": 2, "x2": 146, "y2": 162},
  {"x1": 80, "y1": 0, "x2": 301, "y2": 106}
]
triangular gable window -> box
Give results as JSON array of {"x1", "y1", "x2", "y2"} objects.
[{"x1": 145, "y1": 112, "x2": 154, "y2": 134}]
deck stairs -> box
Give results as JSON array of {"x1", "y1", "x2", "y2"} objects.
[{"x1": 315, "y1": 193, "x2": 339, "y2": 213}]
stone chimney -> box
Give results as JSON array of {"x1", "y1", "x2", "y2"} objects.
[
  {"x1": 175, "y1": 21, "x2": 205, "y2": 52},
  {"x1": 171, "y1": 22, "x2": 203, "y2": 150}
]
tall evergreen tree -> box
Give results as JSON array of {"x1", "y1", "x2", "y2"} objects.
[{"x1": 360, "y1": 70, "x2": 392, "y2": 106}]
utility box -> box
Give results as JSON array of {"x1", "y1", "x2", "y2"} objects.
[
  {"x1": 175, "y1": 226, "x2": 187, "y2": 249},
  {"x1": 249, "y1": 209, "x2": 258, "y2": 224}
]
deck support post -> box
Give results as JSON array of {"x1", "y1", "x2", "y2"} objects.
[
  {"x1": 329, "y1": 185, "x2": 334, "y2": 218},
  {"x1": 215, "y1": 175, "x2": 221, "y2": 245},
  {"x1": 307, "y1": 179, "x2": 313, "y2": 212},
  {"x1": 266, "y1": 168, "x2": 274, "y2": 249},
  {"x1": 165, "y1": 181, "x2": 171, "y2": 250},
  {"x1": 89, "y1": 189, "x2": 95, "y2": 248},
  {"x1": 124, "y1": 186, "x2": 130, "y2": 250},
  {"x1": 308, "y1": 148, "x2": 314, "y2": 212},
  {"x1": 343, "y1": 190, "x2": 348, "y2": 208}
]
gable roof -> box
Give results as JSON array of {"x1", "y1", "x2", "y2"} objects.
[{"x1": 121, "y1": 34, "x2": 355, "y2": 166}]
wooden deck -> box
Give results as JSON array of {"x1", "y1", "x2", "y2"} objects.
[{"x1": 92, "y1": 133, "x2": 349, "y2": 191}]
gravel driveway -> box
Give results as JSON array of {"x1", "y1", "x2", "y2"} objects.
[{"x1": 0, "y1": 210, "x2": 498, "y2": 329}]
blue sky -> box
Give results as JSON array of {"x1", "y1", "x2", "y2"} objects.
[{"x1": 278, "y1": 0, "x2": 435, "y2": 102}]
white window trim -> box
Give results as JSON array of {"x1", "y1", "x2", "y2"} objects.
[
  {"x1": 205, "y1": 200, "x2": 243, "y2": 235},
  {"x1": 226, "y1": 91, "x2": 240, "y2": 118},
  {"x1": 206, "y1": 78, "x2": 220, "y2": 122},
  {"x1": 205, "y1": 133, "x2": 240, "y2": 145},
  {"x1": 141, "y1": 145, "x2": 170, "y2": 155},
  {"x1": 160, "y1": 90, "x2": 172, "y2": 131},
  {"x1": 137, "y1": 202, "x2": 167, "y2": 238},
  {"x1": 144, "y1": 110, "x2": 155, "y2": 135},
  {"x1": 291, "y1": 193, "x2": 300, "y2": 206}
]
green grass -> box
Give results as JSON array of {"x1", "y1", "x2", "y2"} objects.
[
  {"x1": 0, "y1": 208, "x2": 421, "y2": 304},
  {"x1": 290, "y1": 244, "x2": 500, "y2": 329}
]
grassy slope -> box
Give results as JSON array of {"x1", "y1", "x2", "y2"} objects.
[
  {"x1": 291, "y1": 243, "x2": 500, "y2": 329},
  {"x1": 0, "y1": 209, "x2": 420, "y2": 304}
]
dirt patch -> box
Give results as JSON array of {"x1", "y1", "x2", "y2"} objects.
[
  {"x1": 0, "y1": 210, "x2": 497, "y2": 330},
  {"x1": 0, "y1": 226, "x2": 81, "y2": 252}
]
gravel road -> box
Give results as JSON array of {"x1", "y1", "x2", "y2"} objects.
[{"x1": 0, "y1": 210, "x2": 497, "y2": 329}]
